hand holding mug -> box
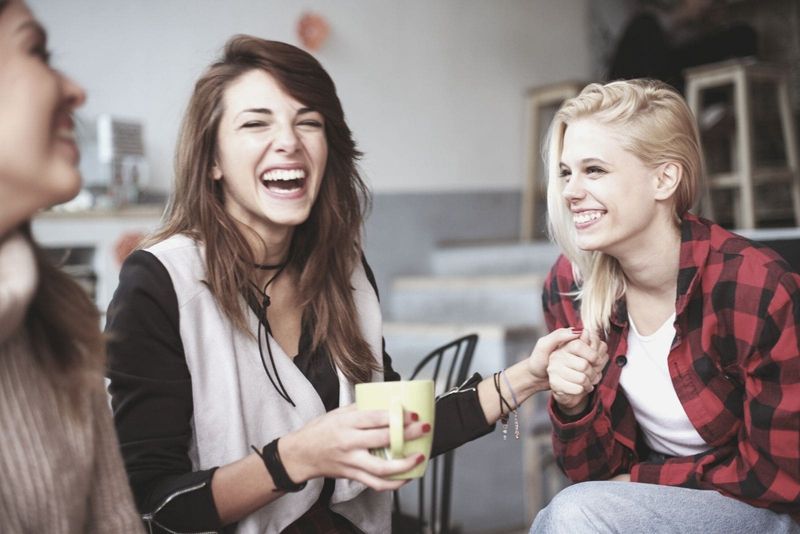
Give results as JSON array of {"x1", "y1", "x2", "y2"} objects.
[{"x1": 278, "y1": 401, "x2": 430, "y2": 492}]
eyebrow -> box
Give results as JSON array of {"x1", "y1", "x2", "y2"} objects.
[
  {"x1": 235, "y1": 106, "x2": 319, "y2": 120},
  {"x1": 16, "y1": 20, "x2": 47, "y2": 42},
  {"x1": 560, "y1": 158, "x2": 611, "y2": 167}
]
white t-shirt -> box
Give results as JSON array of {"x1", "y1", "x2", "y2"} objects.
[{"x1": 620, "y1": 312, "x2": 710, "y2": 457}]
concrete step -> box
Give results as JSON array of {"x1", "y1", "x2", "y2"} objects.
[
  {"x1": 431, "y1": 240, "x2": 561, "y2": 277},
  {"x1": 382, "y1": 322, "x2": 541, "y2": 381},
  {"x1": 388, "y1": 274, "x2": 545, "y2": 327}
]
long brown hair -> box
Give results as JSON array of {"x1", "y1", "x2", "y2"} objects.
[
  {"x1": 21, "y1": 224, "x2": 105, "y2": 403},
  {"x1": 148, "y1": 35, "x2": 379, "y2": 384},
  {"x1": 1, "y1": 0, "x2": 104, "y2": 403}
]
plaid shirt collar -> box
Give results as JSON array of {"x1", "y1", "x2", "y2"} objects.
[{"x1": 609, "y1": 212, "x2": 710, "y2": 329}]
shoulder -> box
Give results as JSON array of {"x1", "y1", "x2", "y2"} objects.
[
  {"x1": 145, "y1": 234, "x2": 203, "y2": 269},
  {"x1": 704, "y1": 220, "x2": 796, "y2": 289},
  {"x1": 117, "y1": 249, "x2": 174, "y2": 296},
  {"x1": 544, "y1": 254, "x2": 578, "y2": 294},
  {"x1": 142, "y1": 235, "x2": 208, "y2": 305}
]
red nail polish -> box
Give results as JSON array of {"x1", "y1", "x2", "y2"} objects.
[
  {"x1": 417, "y1": 454, "x2": 426, "y2": 464},
  {"x1": 422, "y1": 423, "x2": 431, "y2": 433},
  {"x1": 572, "y1": 327, "x2": 583, "y2": 334},
  {"x1": 411, "y1": 412, "x2": 419, "y2": 422}
]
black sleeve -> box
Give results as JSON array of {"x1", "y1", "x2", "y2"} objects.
[
  {"x1": 106, "y1": 250, "x2": 226, "y2": 533},
  {"x1": 359, "y1": 254, "x2": 495, "y2": 456}
]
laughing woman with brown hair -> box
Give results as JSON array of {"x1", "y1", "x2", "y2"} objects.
[
  {"x1": 0, "y1": 1, "x2": 142, "y2": 531},
  {"x1": 105, "y1": 35, "x2": 598, "y2": 534}
]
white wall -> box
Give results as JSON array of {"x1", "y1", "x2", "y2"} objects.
[{"x1": 30, "y1": 0, "x2": 591, "y2": 193}]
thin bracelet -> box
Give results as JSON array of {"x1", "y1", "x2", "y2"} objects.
[
  {"x1": 500, "y1": 369, "x2": 520, "y2": 410},
  {"x1": 499, "y1": 370, "x2": 521, "y2": 440},
  {"x1": 494, "y1": 372, "x2": 515, "y2": 440}
]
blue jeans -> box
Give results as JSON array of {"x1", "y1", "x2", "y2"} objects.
[{"x1": 531, "y1": 481, "x2": 799, "y2": 534}]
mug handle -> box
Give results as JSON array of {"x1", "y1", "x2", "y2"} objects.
[{"x1": 389, "y1": 397, "x2": 404, "y2": 459}]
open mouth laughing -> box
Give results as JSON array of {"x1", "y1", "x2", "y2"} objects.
[{"x1": 260, "y1": 168, "x2": 306, "y2": 195}]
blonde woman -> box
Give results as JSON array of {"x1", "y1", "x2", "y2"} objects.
[
  {"x1": 533, "y1": 79, "x2": 799, "y2": 532},
  {"x1": 0, "y1": 0, "x2": 142, "y2": 531}
]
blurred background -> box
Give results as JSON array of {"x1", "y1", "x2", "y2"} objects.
[{"x1": 29, "y1": 0, "x2": 800, "y2": 532}]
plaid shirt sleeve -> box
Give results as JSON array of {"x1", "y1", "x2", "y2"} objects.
[
  {"x1": 542, "y1": 255, "x2": 640, "y2": 481},
  {"x1": 630, "y1": 268, "x2": 800, "y2": 517}
]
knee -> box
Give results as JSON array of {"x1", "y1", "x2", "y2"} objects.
[{"x1": 531, "y1": 483, "x2": 606, "y2": 534}]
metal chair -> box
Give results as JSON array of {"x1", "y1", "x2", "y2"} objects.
[{"x1": 393, "y1": 333, "x2": 478, "y2": 534}]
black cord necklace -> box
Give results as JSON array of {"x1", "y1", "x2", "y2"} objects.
[
  {"x1": 253, "y1": 261, "x2": 287, "y2": 271},
  {"x1": 251, "y1": 263, "x2": 296, "y2": 407}
]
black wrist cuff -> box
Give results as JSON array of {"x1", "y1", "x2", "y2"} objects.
[{"x1": 252, "y1": 438, "x2": 307, "y2": 493}]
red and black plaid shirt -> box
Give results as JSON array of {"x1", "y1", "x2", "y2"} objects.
[{"x1": 542, "y1": 213, "x2": 800, "y2": 521}]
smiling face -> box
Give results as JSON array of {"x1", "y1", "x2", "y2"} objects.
[
  {"x1": 0, "y1": 0, "x2": 86, "y2": 219},
  {"x1": 212, "y1": 69, "x2": 328, "y2": 241},
  {"x1": 558, "y1": 118, "x2": 667, "y2": 258}
]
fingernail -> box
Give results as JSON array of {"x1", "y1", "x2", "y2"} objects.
[
  {"x1": 571, "y1": 327, "x2": 583, "y2": 334},
  {"x1": 422, "y1": 423, "x2": 431, "y2": 433},
  {"x1": 416, "y1": 454, "x2": 426, "y2": 464},
  {"x1": 411, "y1": 412, "x2": 419, "y2": 422}
]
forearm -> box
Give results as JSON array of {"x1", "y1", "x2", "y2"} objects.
[
  {"x1": 211, "y1": 452, "x2": 287, "y2": 525},
  {"x1": 477, "y1": 359, "x2": 548, "y2": 425},
  {"x1": 549, "y1": 394, "x2": 636, "y2": 482}
]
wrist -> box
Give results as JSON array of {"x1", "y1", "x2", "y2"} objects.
[
  {"x1": 514, "y1": 360, "x2": 549, "y2": 395},
  {"x1": 276, "y1": 432, "x2": 313, "y2": 484},
  {"x1": 555, "y1": 395, "x2": 589, "y2": 417}
]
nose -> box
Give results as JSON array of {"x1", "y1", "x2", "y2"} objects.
[
  {"x1": 561, "y1": 175, "x2": 585, "y2": 202},
  {"x1": 60, "y1": 72, "x2": 87, "y2": 110},
  {"x1": 273, "y1": 123, "x2": 299, "y2": 154}
]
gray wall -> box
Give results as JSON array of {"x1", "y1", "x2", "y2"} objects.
[
  {"x1": 29, "y1": 0, "x2": 591, "y2": 194},
  {"x1": 364, "y1": 190, "x2": 521, "y2": 303}
]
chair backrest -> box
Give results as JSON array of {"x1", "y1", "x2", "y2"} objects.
[{"x1": 403, "y1": 333, "x2": 478, "y2": 534}]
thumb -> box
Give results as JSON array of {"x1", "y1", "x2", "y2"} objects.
[{"x1": 535, "y1": 327, "x2": 581, "y2": 355}]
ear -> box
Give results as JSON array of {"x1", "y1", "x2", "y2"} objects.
[
  {"x1": 653, "y1": 162, "x2": 682, "y2": 201},
  {"x1": 211, "y1": 163, "x2": 223, "y2": 181}
]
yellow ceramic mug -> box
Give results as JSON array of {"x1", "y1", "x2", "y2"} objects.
[{"x1": 354, "y1": 379, "x2": 435, "y2": 480}]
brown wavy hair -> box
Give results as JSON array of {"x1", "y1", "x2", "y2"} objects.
[
  {"x1": 21, "y1": 224, "x2": 105, "y2": 404},
  {"x1": 148, "y1": 35, "x2": 379, "y2": 383}
]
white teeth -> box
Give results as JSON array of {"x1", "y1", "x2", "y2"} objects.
[
  {"x1": 261, "y1": 168, "x2": 306, "y2": 182},
  {"x1": 573, "y1": 211, "x2": 604, "y2": 224}
]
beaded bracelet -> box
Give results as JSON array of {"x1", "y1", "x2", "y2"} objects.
[
  {"x1": 500, "y1": 369, "x2": 520, "y2": 440},
  {"x1": 493, "y1": 372, "x2": 516, "y2": 440}
]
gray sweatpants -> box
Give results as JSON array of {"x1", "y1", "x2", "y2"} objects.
[{"x1": 531, "y1": 481, "x2": 799, "y2": 534}]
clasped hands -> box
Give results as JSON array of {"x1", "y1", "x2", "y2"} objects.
[{"x1": 527, "y1": 327, "x2": 609, "y2": 417}]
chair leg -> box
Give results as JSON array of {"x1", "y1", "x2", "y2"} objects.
[
  {"x1": 733, "y1": 68, "x2": 755, "y2": 229},
  {"x1": 687, "y1": 80, "x2": 716, "y2": 220}
]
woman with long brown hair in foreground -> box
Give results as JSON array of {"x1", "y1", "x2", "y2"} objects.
[
  {"x1": 105, "y1": 35, "x2": 605, "y2": 533},
  {"x1": 0, "y1": 0, "x2": 142, "y2": 531}
]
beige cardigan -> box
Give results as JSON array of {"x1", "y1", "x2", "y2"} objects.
[{"x1": 0, "y1": 232, "x2": 143, "y2": 533}]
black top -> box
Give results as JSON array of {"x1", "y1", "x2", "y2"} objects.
[{"x1": 106, "y1": 250, "x2": 494, "y2": 533}]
